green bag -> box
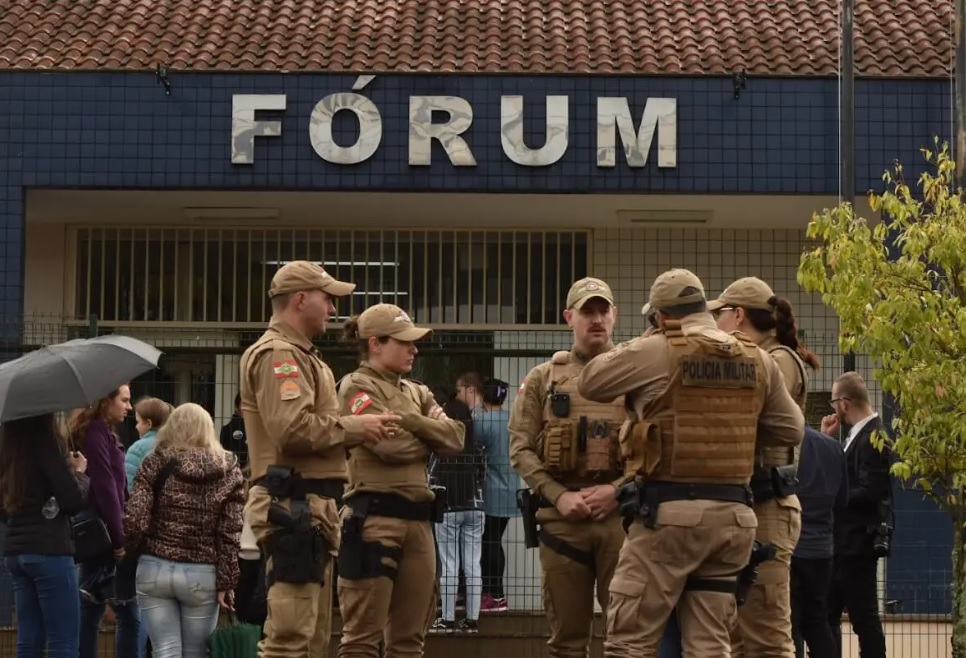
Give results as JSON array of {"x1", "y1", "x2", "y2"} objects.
[{"x1": 207, "y1": 610, "x2": 261, "y2": 658}]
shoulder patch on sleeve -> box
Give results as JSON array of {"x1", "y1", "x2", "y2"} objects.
[
  {"x1": 518, "y1": 377, "x2": 527, "y2": 394},
  {"x1": 279, "y1": 379, "x2": 301, "y2": 401},
  {"x1": 350, "y1": 392, "x2": 373, "y2": 415},
  {"x1": 273, "y1": 359, "x2": 300, "y2": 379}
]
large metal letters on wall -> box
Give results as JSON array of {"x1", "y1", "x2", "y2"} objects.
[{"x1": 231, "y1": 76, "x2": 677, "y2": 169}]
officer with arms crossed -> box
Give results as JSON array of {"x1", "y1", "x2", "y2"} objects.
[
  {"x1": 577, "y1": 269, "x2": 805, "y2": 658},
  {"x1": 240, "y1": 261, "x2": 401, "y2": 658},
  {"x1": 509, "y1": 277, "x2": 627, "y2": 658},
  {"x1": 335, "y1": 303, "x2": 466, "y2": 658},
  {"x1": 709, "y1": 277, "x2": 821, "y2": 658}
]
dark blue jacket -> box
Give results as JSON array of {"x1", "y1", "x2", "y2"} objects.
[{"x1": 794, "y1": 425, "x2": 849, "y2": 559}]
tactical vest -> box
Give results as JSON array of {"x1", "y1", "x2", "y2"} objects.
[
  {"x1": 540, "y1": 350, "x2": 625, "y2": 482},
  {"x1": 756, "y1": 344, "x2": 810, "y2": 470},
  {"x1": 624, "y1": 322, "x2": 767, "y2": 485}
]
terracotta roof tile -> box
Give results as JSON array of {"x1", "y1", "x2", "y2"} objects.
[{"x1": 0, "y1": 0, "x2": 953, "y2": 77}]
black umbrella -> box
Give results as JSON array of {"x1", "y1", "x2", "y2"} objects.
[{"x1": 0, "y1": 334, "x2": 162, "y2": 422}]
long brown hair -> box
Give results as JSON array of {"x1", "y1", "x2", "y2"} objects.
[
  {"x1": 745, "y1": 299, "x2": 821, "y2": 371},
  {"x1": 69, "y1": 385, "x2": 127, "y2": 450},
  {"x1": 0, "y1": 414, "x2": 66, "y2": 513}
]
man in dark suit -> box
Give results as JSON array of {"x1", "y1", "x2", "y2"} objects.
[
  {"x1": 792, "y1": 425, "x2": 848, "y2": 658},
  {"x1": 821, "y1": 371, "x2": 893, "y2": 658}
]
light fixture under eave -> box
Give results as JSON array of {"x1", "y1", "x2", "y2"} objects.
[
  {"x1": 616, "y1": 209, "x2": 713, "y2": 225},
  {"x1": 261, "y1": 260, "x2": 401, "y2": 267},
  {"x1": 182, "y1": 207, "x2": 280, "y2": 220}
]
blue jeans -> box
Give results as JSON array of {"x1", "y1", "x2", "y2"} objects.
[
  {"x1": 5, "y1": 554, "x2": 80, "y2": 658},
  {"x1": 78, "y1": 556, "x2": 142, "y2": 658},
  {"x1": 660, "y1": 610, "x2": 684, "y2": 658},
  {"x1": 138, "y1": 617, "x2": 149, "y2": 658},
  {"x1": 435, "y1": 509, "x2": 484, "y2": 622},
  {"x1": 136, "y1": 555, "x2": 220, "y2": 658}
]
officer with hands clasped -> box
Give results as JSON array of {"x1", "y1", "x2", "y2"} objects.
[
  {"x1": 577, "y1": 269, "x2": 805, "y2": 658},
  {"x1": 508, "y1": 277, "x2": 628, "y2": 658},
  {"x1": 239, "y1": 261, "x2": 401, "y2": 658},
  {"x1": 335, "y1": 303, "x2": 466, "y2": 658}
]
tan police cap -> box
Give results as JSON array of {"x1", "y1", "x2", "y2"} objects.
[
  {"x1": 357, "y1": 303, "x2": 432, "y2": 342},
  {"x1": 269, "y1": 261, "x2": 356, "y2": 298},
  {"x1": 566, "y1": 277, "x2": 615, "y2": 310},
  {"x1": 648, "y1": 268, "x2": 706, "y2": 310},
  {"x1": 707, "y1": 277, "x2": 777, "y2": 312}
]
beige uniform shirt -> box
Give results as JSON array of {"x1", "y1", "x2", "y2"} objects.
[
  {"x1": 758, "y1": 334, "x2": 809, "y2": 470},
  {"x1": 338, "y1": 362, "x2": 465, "y2": 503},
  {"x1": 759, "y1": 335, "x2": 808, "y2": 411},
  {"x1": 508, "y1": 345, "x2": 621, "y2": 506},
  {"x1": 576, "y1": 314, "x2": 804, "y2": 450},
  {"x1": 239, "y1": 319, "x2": 368, "y2": 482}
]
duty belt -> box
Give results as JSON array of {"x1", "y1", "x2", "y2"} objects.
[
  {"x1": 645, "y1": 482, "x2": 754, "y2": 506},
  {"x1": 251, "y1": 476, "x2": 345, "y2": 500},
  {"x1": 346, "y1": 492, "x2": 435, "y2": 522},
  {"x1": 617, "y1": 481, "x2": 754, "y2": 531},
  {"x1": 750, "y1": 464, "x2": 798, "y2": 506},
  {"x1": 520, "y1": 491, "x2": 596, "y2": 570},
  {"x1": 750, "y1": 471, "x2": 776, "y2": 505}
]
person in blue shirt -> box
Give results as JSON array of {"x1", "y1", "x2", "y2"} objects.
[
  {"x1": 457, "y1": 372, "x2": 520, "y2": 613},
  {"x1": 122, "y1": 396, "x2": 172, "y2": 658},
  {"x1": 123, "y1": 397, "x2": 172, "y2": 494}
]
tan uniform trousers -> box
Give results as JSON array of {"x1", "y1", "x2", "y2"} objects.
[
  {"x1": 730, "y1": 496, "x2": 802, "y2": 658},
  {"x1": 537, "y1": 510, "x2": 624, "y2": 658},
  {"x1": 603, "y1": 500, "x2": 758, "y2": 658},
  {"x1": 244, "y1": 489, "x2": 341, "y2": 658},
  {"x1": 336, "y1": 515, "x2": 437, "y2": 658}
]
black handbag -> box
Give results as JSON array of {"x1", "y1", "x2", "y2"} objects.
[
  {"x1": 71, "y1": 508, "x2": 113, "y2": 564},
  {"x1": 71, "y1": 458, "x2": 177, "y2": 564},
  {"x1": 67, "y1": 433, "x2": 114, "y2": 564}
]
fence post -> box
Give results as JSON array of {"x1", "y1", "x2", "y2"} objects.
[{"x1": 87, "y1": 314, "x2": 98, "y2": 339}]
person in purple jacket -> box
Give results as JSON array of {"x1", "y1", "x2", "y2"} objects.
[{"x1": 69, "y1": 384, "x2": 141, "y2": 658}]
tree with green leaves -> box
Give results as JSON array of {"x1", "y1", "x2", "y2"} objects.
[{"x1": 798, "y1": 139, "x2": 966, "y2": 657}]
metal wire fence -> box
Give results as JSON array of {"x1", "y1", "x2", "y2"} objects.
[{"x1": 0, "y1": 313, "x2": 953, "y2": 657}]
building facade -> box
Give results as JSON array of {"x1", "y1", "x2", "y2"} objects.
[{"x1": 0, "y1": 0, "x2": 954, "y2": 618}]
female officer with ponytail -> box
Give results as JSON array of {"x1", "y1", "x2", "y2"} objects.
[
  {"x1": 335, "y1": 303, "x2": 465, "y2": 658},
  {"x1": 709, "y1": 277, "x2": 820, "y2": 658}
]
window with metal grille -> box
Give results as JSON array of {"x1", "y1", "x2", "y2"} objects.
[{"x1": 73, "y1": 227, "x2": 590, "y2": 327}]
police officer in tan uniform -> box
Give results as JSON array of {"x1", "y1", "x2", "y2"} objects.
[
  {"x1": 508, "y1": 277, "x2": 627, "y2": 658},
  {"x1": 240, "y1": 261, "x2": 401, "y2": 658},
  {"x1": 335, "y1": 303, "x2": 465, "y2": 658},
  {"x1": 709, "y1": 277, "x2": 820, "y2": 658},
  {"x1": 577, "y1": 269, "x2": 805, "y2": 658}
]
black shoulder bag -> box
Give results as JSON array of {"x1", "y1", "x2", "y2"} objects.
[{"x1": 72, "y1": 459, "x2": 177, "y2": 564}]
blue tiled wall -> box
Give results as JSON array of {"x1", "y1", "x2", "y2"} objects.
[
  {"x1": 0, "y1": 71, "x2": 954, "y2": 315},
  {"x1": 0, "y1": 71, "x2": 955, "y2": 615}
]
